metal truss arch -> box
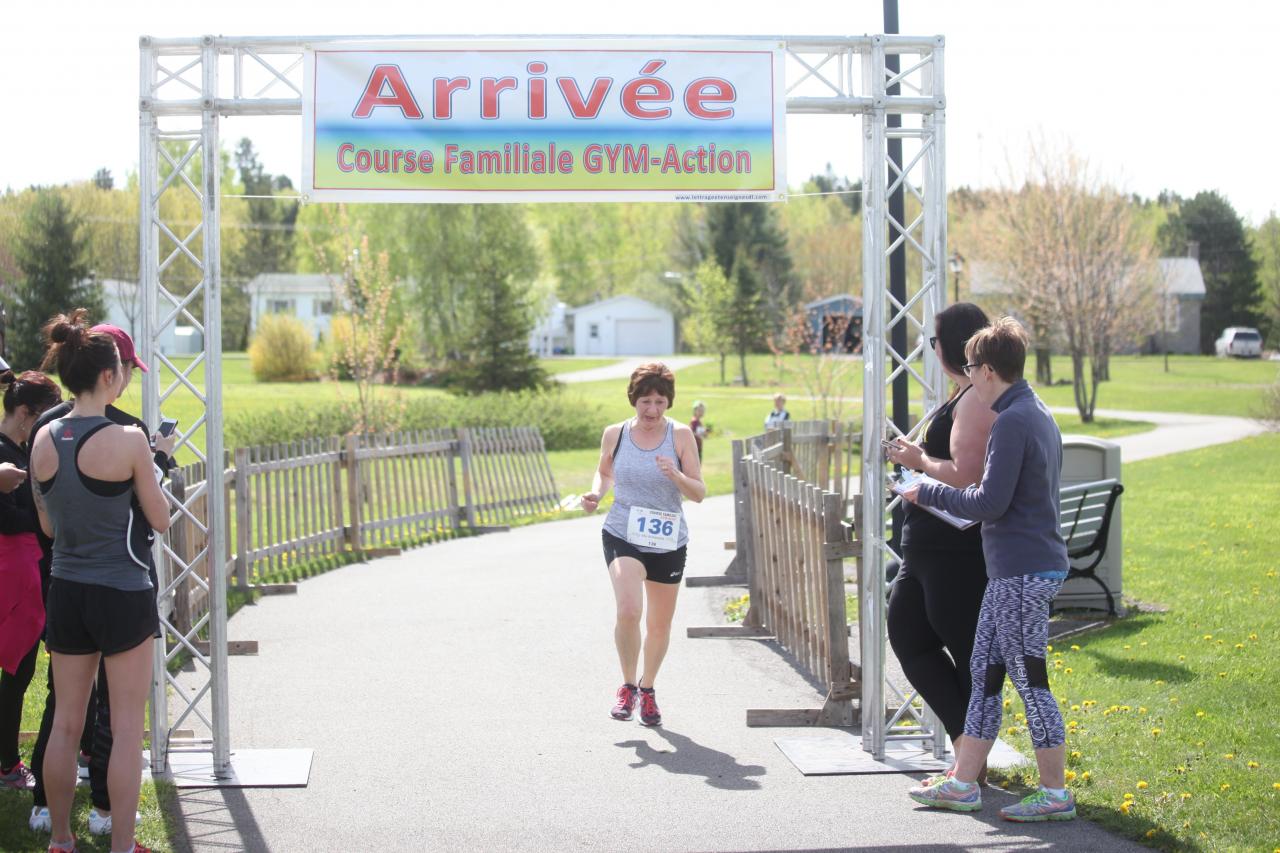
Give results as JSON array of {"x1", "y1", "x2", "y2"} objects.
[{"x1": 139, "y1": 32, "x2": 946, "y2": 774}]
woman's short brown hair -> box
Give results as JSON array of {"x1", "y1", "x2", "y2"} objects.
[
  {"x1": 627, "y1": 362, "x2": 675, "y2": 406},
  {"x1": 964, "y1": 316, "x2": 1029, "y2": 383}
]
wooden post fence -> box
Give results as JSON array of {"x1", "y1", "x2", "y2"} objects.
[{"x1": 159, "y1": 426, "x2": 557, "y2": 640}]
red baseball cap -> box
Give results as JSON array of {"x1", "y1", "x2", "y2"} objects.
[{"x1": 91, "y1": 324, "x2": 149, "y2": 373}]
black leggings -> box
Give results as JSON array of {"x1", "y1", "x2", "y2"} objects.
[
  {"x1": 887, "y1": 546, "x2": 987, "y2": 742},
  {"x1": 0, "y1": 641, "x2": 39, "y2": 768}
]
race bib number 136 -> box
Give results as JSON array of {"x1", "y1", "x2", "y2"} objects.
[{"x1": 626, "y1": 505, "x2": 681, "y2": 552}]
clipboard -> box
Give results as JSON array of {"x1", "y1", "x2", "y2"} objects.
[{"x1": 891, "y1": 471, "x2": 979, "y2": 531}]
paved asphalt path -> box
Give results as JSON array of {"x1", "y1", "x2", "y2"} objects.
[
  {"x1": 165, "y1": 494, "x2": 1148, "y2": 852},
  {"x1": 554, "y1": 356, "x2": 712, "y2": 385}
]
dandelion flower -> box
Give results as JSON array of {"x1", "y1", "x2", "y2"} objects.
[
  {"x1": 1070, "y1": 644, "x2": 1081, "y2": 651},
  {"x1": 1181, "y1": 792, "x2": 1192, "y2": 800},
  {"x1": 1064, "y1": 667, "x2": 1073, "y2": 674},
  {"x1": 1137, "y1": 780, "x2": 1148, "y2": 790},
  {"x1": 1081, "y1": 771, "x2": 1091, "y2": 781},
  {"x1": 1071, "y1": 704, "x2": 1080, "y2": 712},
  {"x1": 1154, "y1": 679, "x2": 1166, "y2": 685},
  {"x1": 1220, "y1": 783, "x2": 1231, "y2": 791},
  {"x1": 1247, "y1": 761, "x2": 1259, "y2": 769},
  {"x1": 1124, "y1": 792, "x2": 1135, "y2": 800},
  {"x1": 1046, "y1": 644, "x2": 1053, "y2": 652},
  {"x1": 1065, "y1": 770, "x2": 1077, "y2": 782},
  {"x1": 1235, "y1": 643, "x2": 1244, "y2": 650},
  {"x1": 1119, "y1": 802, "x2": 1132, "y2": 815},
  {"x1": 1151, "y1": 728, "x2": 1161, "y2": 737},
  {"x1": 1249, "y1": 633, "x2": 1259, "y2": 641},
  {"x1": 1124, "y1": 644, "x2": 1131, "y2": 650},
  {"x1": 1218, "y1": 671, "x2": 1227, "y2": 678},
  {"x1": 1203, "y1": 634, "x2": 1213, "y2": 641},
  {"x1": 1139, "y1": 707, "x2": 1147, "y2": 714},
  {"x1": 1273, "y1": 782, "x2": 1280, "y2": 790},
  {"x1": 1225, "y1": 753, "x2": 1235, "y2": 760},
  {"x1": 1196, "y1": 710, "x2": 1206, "y2": 718},
  {"x1": 1070, "y1": 750, "x2": 1082, "y2": 760},
  {"x1": 1145, "y1": 830, "x2": 1157, "y2": 839}
]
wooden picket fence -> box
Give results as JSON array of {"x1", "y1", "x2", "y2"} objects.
[
  {"x1": 741, "y1": 444, "x2": 859, "y2": 726},
  {"x1": 162, "y1": 427, "x2": 557, "y2": 632},
  {"x1": 687, "y1": 420, "x2": 860, "y2": 726}
]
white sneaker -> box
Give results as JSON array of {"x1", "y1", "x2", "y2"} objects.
[
  {"x1": 29, "y1": 806, "x2": 51, "y2": 832},
  {"x1": 88, "y1": 807, "x2": 143, "y2": 835}
]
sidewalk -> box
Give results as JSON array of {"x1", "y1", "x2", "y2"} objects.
[
  {"x1": 165, "y1": 497, "x2": 1143, "y2": 852},
  {"x1": 554, "y1": 355, "x2": 711, "y2": 384},
  {"x1": 1051, "y1": 406, "x2": 1270, "y2": 461}
]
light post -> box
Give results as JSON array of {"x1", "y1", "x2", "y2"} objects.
[{"x1": 948, "y1": 251, "x2": 965, "y2": 304}]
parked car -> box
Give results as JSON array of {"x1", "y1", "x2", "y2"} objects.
[{"x1": 1214, "y1": 327, "x2": 1263, "y2": 358}]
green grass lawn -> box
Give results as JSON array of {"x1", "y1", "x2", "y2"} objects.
[
  {"x1": 994, "y1": 432, "x2": 1280, "y2": 850},
  {"x1": 1032, "y1": 355, "x2": 1278, "y2": 418}
]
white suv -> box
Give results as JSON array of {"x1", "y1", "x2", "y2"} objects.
[{"x1": 1214, "y1": 327, "x2": 1263, "y2": 358}]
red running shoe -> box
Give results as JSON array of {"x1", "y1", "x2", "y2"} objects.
[
  {"x1": 1, "y1": 761, "x2": 35, "y2": 790},
  {"x1": 611, "y1": 683, "x2": 639, "y2": 720},
  {"x1": 638, "y1": 687, "x2": 662, "y2": 727}
]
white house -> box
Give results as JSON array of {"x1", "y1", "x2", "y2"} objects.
[
  {"x1": 99, "y1": 279, "x2": 203, "y2": 356},
  {"x1": 529, "y1": 299, "x2": 571, "y2": 356},
  {"x1": 247, "y1": 273, "x2": 336, "y2": 342},
  {"x1": 569, "y1": 295, "x2": 675, "y2": 356}
]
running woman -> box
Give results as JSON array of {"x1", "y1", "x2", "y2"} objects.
[
  {"x1": 581, "y1": 363, "x2": 705, "y2": 726},
  {"x1": 899, "y1": 317, "x2": 1075, "y2": 822}
]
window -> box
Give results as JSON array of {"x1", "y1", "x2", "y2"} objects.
[
  {"x1": 315, "y1": 300, "x2": 333, "y2": 316},
  {"x1": 589, "y1": 323, "x2": 600, "y2": 339},
  {"x1": 267, "y1": 298, "x2": 295, "y2": 314}
]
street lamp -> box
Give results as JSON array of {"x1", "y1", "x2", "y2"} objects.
[{"x1": 947, "y1": 251, "x2": 965, "y2": 305}]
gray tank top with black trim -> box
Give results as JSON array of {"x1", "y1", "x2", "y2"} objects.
[
  {"x1": 41, "y1": 416, "x2": 153, "y2": 591},
  {"x1": 603, "y1": 418, "x2": 689, "y2": 552}
]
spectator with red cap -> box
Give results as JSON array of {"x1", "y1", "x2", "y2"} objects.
[{"x1": 26, "y1": 317, "x2": 176, "y2": 840}]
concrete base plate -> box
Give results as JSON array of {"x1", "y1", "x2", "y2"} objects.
[
  {"x1": 775, "y1": 732, "x2": 1026, "y2": 776},
  {"x1": 164, "y1": 748, "x2": 313, "y2": 788}
]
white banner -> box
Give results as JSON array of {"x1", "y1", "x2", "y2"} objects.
[{"x1": 302, "y1": 39, "x2": 786, "y2": 203}]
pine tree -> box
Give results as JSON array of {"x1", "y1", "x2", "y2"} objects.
[
  {"x1": 703, "y1": 202, "x2": 794, "y2": 350},
  {"x1": 11, "y1": 189, "x2": 101, "y2": 368},
  {"x1": 1158, "y1": 191, "x2": 1262, "y2": 353}
]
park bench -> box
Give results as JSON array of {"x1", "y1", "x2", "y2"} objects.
[{"x1": 1057, "y1": 478, "x2": 1125, "y2": 616}]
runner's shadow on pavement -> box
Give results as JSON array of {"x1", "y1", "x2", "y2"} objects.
[{"x1": 615, "y1": 727, "x2": 766, "y2": 790}]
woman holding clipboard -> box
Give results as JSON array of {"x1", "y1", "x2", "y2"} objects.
[
  {"x1": 581, "y1": 363, "x2": 705, "y2": 727},
  {"x1": 884, "y1": 303, "x2": 996, "y2": 782}
]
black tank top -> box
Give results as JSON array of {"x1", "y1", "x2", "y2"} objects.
[{"x1": 901, "y1": 385, "x2": 984, "y2": 551}]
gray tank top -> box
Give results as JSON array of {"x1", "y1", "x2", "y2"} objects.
[
  {"x1": 603, "y1": 418, "x2": 689, "y2": 552},
  {"x1": 40, "y1": 416, "x2": 152, "y2": 591}
]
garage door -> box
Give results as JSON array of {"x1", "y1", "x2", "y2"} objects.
[{"x1": 615, "y1": 319, "x2": 664, "y2": 355}]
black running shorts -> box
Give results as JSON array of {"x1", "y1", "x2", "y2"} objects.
[
  {"x1": 45, "y1": 578, "x2": 158, "y2": 656},
  {"x1": 602, "y1": 529, "x2": 687, "y2": 585}
]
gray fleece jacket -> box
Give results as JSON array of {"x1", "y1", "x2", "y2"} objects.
[{"x1": 917, "y1": 379, "x2": 1068, "y2": 579}]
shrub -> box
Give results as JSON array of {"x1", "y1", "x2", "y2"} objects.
[
  {"x1": 248, "y1": 314, "x2": 317, "y2": 382},
  {"x1": 222, "y1": 387, "x2": 602, "y2": 451}
]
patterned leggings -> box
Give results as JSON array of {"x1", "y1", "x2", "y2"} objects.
[{"x1": 963, "y1": 574, "x2": 1065, "y2": 750}]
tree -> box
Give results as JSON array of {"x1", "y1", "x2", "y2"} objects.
[
  {"x1": 684, "y1": 260, "x2": 735, "y2": 383},
  {"x1": 704, "y1": 202, "x2": 795, "y2": 345},
  {"x1": 92, "y1": 168, "x2": 114, "y2": 191},
  {"x1": 311, "y1": 206, "x2": 406, "y2": 432},
  {"x1": 10, "y1": 189, "x2": 102, "y2": 368},
  {"x1": 227, "y1": 139, "x2": 299, "y2": 350},
  {"x1": 1158, "y1": 191, "x2": 1262, "y2": 353},
  {"x1": 979, "y1": 144, "x2": 1157, "y2": 422},
  {"x1": 1250, "y1": 212, "x2": 1280, "y2": 347}
]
